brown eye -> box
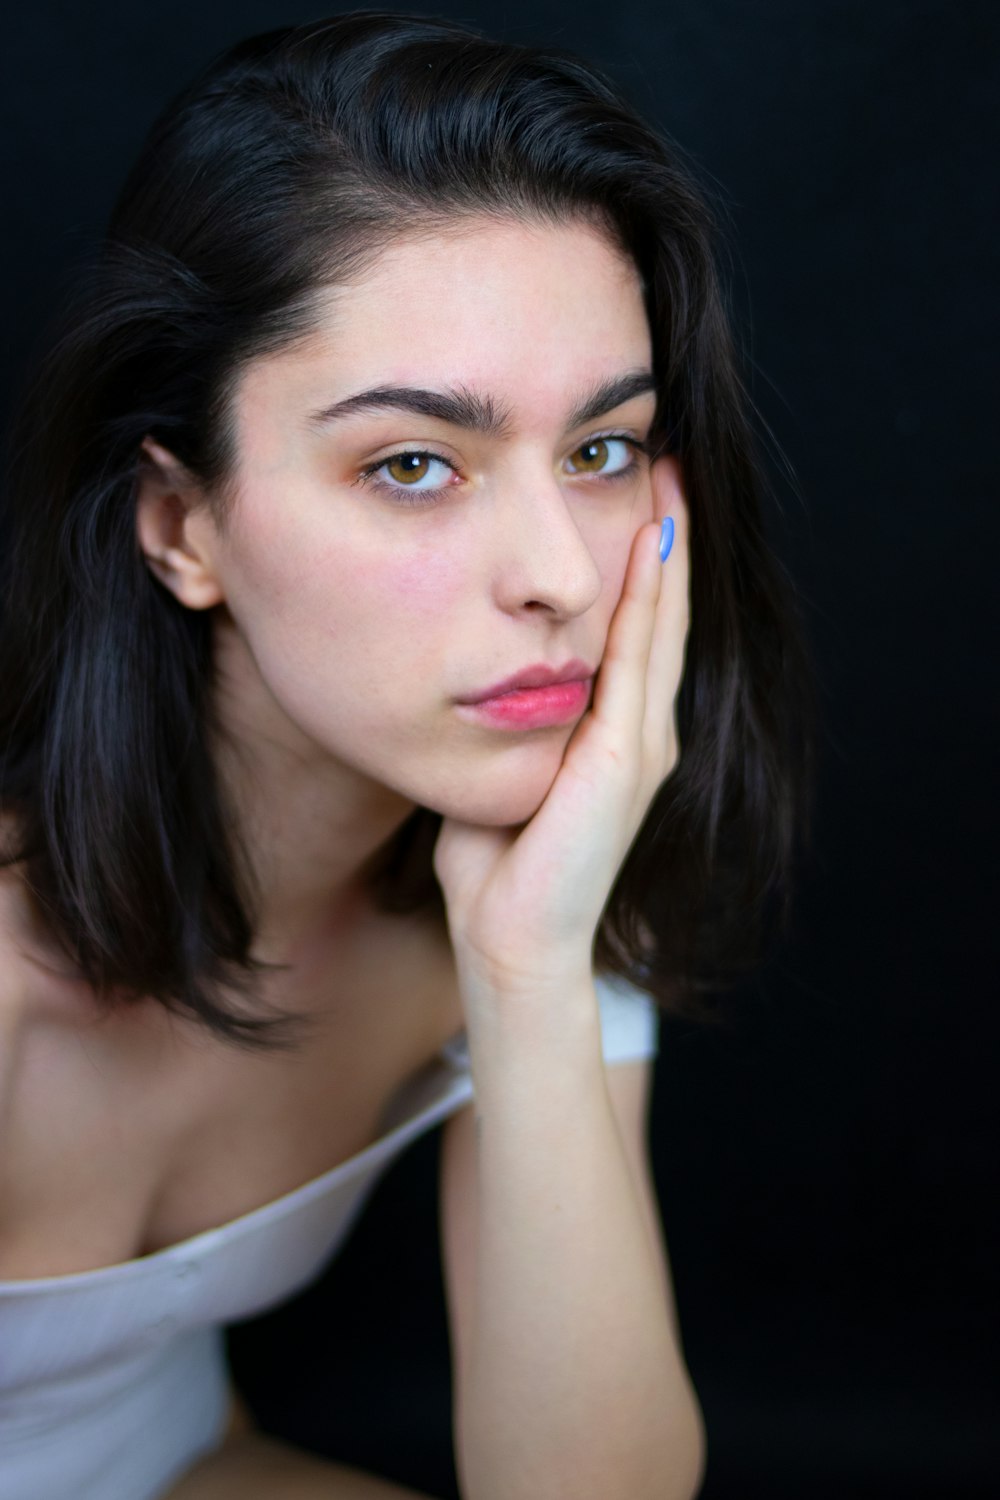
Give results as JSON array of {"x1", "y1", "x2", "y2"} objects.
[
  {"x1": 570, "y1": 439, "x2": 610, "y2": 473},
  {"x1": 565, "y1": 437, "x2": 637, "y2": 478},
  {"x1": 386, "y1": 452, "x2": 431, "y2": 484},
  {"x1": 364, "y1": 450, "x2": 456, "y2": 501}
]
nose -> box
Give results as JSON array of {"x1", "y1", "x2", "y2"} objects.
[{"x1": 489, "y1": 473, "x2": 604, "y2": 619}]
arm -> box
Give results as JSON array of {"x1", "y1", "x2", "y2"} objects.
[
  {"x1": 441, "y1": 989, "x2": 705, "y2": 1500},
  {"x1": 427, "y1": 477, "x2": 698, "y2": 1495}
]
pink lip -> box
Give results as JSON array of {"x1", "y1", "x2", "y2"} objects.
[
  {"x1": 457, "y1": 659, "x2": 595, "y2": 705},
  {"x1": 456, "y1": 678, "x2": 593, "y2": 730}
]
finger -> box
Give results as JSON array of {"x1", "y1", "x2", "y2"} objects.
[
  {"x1": 588, "y1": 511, "x2": 663, "y2": 740},
  {"x1": 643, "y1": 457, "x2": 691, "y2": 764}
]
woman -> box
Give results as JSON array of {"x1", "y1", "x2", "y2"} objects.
[{"x1": 0, "y1": 12, "x2": 814, "y2": 1499}]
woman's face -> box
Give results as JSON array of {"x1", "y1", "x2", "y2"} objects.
[{"x1": 190, "y1": 216, "x2": 659, "y2": 827}]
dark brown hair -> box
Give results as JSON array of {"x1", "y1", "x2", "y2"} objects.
[{"x1": 0, "y1": 11, "x2": 816, "y2": 1043}]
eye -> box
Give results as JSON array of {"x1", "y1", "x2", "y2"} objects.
[
  {"x1": 356, "y1": 448, "x2": 460, "y2": 506},
  {"x1": 377, "y1": 451, "x2": 455, "y2": 490},
  {"x1": 565, "y1": 437, "x2": 640, "y2": 477}
]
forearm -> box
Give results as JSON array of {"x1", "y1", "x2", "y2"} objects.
[{"x1": 457, "y1": 983, "x2": 704, "y2": 1500}]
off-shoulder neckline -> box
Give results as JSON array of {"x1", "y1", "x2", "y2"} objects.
[{"x1": 0, "y1": 1039, "x2": 473, "y2": 1295}]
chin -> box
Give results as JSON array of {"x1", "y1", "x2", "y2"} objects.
[
  {"x1": 458, "y1": 794, "x2": 546, "y2": 830},
  {"x1": 420, "y1": 754, "x2": 562, "y2": 830}
]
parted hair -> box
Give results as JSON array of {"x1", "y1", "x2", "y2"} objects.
[{"x1": 0, "y1": 11, "x2": 817, "y2": 1044}]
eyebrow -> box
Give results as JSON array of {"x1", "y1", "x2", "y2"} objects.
[{"x1": 306, "y1": 369, "x2": 657, "y2": 437}]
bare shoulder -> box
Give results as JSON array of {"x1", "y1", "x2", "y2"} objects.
[
  {"x1": 0, "y1": 835, "x2": 115, "y2": 1141},
  {"x1": 0, "y1": 862, "x2": 47, "y2": 1148},
  {"x1": 0, "y1": 857, "x2": 97, "y2": 1025},
  {"x1": 0, "y1": 860, "x2": 41, "y2": 1029},
  {"x1": 0, "y1": 846, "x2": 172, "y2": 1277}
]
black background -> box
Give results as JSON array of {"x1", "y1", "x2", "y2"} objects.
[{"x1": 3, "y1": 3, "x2": 997, "y2": 1497}]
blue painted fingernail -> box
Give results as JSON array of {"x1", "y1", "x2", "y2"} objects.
[{"x1": 659, "y1": 516, "x2": 674, "y2": 563}]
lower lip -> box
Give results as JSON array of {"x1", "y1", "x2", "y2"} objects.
[{"x1": 457, "y1": 678, "x2": 592, "y2": 729}]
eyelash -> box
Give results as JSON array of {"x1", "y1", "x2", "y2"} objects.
[{"x1": 356, "y1": 433, "x2": 649, "y2": 508}]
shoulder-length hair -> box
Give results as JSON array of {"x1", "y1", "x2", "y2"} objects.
[{"x1": 0, "y1": 11, "x2": 817, "y2": 1045}]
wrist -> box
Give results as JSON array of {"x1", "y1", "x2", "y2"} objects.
[
  {"x1": 451, "y1": 939, "x2": 594, "y2": 1006},
  {"x1": 457, "y1": 966, "x2": 603, "y2": 1078}
]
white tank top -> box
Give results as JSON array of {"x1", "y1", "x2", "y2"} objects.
[{"x1": 0, "y1": 975, "x2": 659, "y2": 1500}]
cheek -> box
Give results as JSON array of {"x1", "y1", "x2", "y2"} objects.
[
  {"x1": 589, "y1": 520, "x2": 633, "y2": 616},
  {"x1": 386, "y1": 545, "x2": 462, "y2": 619},
  {"x1": 242, "y1": 521, "x2": 468, "y2": 690},
  {"x1": 227, "y1": 468, "x2": 462, "y2": 619},
  {"x1": 321, "y1": 541, "x2": 465, "y2": 669}
]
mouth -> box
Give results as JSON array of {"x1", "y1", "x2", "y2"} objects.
[
  {"x1": 457, "y1": 658, "x2": 595, "y2": 705},
  {"x1": 455, "y1": 675, "x2": 594, "y2": 730}
]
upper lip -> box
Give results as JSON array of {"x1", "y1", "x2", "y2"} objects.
[{"x1": 458, "y1": 659, "x2": 595, "y2": 704}]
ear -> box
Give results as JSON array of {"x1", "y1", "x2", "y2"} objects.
[{"x1": 135, "y1": 437, "x2": 226, "y2": 609}]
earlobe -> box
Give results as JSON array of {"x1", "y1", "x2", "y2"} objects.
[{"x1": 135, "y1": 437, "x2": 225, "y2": 610}]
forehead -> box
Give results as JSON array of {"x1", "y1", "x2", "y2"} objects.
[
  {"x1": 339, "y1": 213, "x2": 643, "y2": 321},
  {"x1": 236, "y1": 216, "x2": 652, "y2": 433}
]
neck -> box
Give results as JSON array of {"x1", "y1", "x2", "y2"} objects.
[{"x1": 208, "y1": 613, "x2": 419, "y2": 969}]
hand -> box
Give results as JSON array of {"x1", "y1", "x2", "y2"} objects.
[{"x1": 432, "y1": 457, "x2": 690, "y2": 998}]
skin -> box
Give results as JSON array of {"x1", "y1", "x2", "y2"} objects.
[{"x1": 137, "y1": 215, "x2": 680, "y2": 979}]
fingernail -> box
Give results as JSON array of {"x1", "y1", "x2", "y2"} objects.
[{"x1": 659, "y1": 516, "x2": 675, "y2": 563}]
